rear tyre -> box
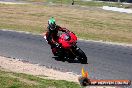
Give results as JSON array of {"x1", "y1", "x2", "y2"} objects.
[{"x1": 76, "y1": 48, "x2": 87, "y2": 64}]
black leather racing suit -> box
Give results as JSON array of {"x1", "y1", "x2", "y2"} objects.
[{"x1": 46, "y1": 25, "x2": 68, "y2": 49}]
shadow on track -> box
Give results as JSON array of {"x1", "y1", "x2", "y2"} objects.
[{"x1": 52, "y1": 56, "x2": 88, "y2": 64}]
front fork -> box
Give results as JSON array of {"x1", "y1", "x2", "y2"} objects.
[
  {"x1": 69, "y1": 45, "x2": 80, "y2": 57},
  {"x1": 56, "y1": 45, "x2": 79, "y2": 59}
]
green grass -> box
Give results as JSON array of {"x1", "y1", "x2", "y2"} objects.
[
  {"x1": 50, "y1": 0, "x2": 122, "y2": 7},
  {"x1": 22, "y1": 0, "x2": 46, "y2": 2},
  {"x1": 0, "y1": 3, "x2": 132, "y2": 43},
  {"x1": 21, "y1": 0, "x2": 131, "y2": 8},
  {"x1": 0, "y1": 69, "x2": 80, "y2": 88},
  {"x1": 22, "y1": 0, "x2": 132, "y2": 8}
]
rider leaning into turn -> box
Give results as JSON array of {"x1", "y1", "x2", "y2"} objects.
[{"x1": 46, "y1": 17, "x2": 69, "y2": 54}]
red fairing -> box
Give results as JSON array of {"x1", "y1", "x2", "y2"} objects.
[{"x1": 58, "y1": 32, "x2": 77, "y2": 49}]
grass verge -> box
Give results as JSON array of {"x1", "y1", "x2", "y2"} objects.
[
  {"x1": 0, "y1": 3, "x2": 132, "y2": 43},
  {"x1": 49, "y1": 0, "x2": 123, "y2": 7},
  {"x1": 0, "y1": 68, "x2": 80, "y2": 88},
  {"x1": 23, "y1": 0, "x2": 132, "y2": 8}
]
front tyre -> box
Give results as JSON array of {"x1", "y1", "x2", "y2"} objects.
[{"x1": 76, "y1": 48, "x2": 87, "y2": 64}]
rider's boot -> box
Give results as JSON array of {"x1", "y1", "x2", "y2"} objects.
[{"x1": 52, "y1": 47, "x2": 58, "y2": 56}]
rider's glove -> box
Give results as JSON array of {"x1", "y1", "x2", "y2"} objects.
[{"x1": 66, "y1": 29, "x2": 70, "y2": 33}]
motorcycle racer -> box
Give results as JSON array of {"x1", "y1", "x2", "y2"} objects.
[
  {"x1": 46, "y1": 17, "x2": 69, "y2": 55},
  {"x1": 43, "y1": 17, "x2": 87, "y2": 63}
]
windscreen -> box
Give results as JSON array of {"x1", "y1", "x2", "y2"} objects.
[{"x1": 64, "y1": 34, "x2": 71, "y2": 41}]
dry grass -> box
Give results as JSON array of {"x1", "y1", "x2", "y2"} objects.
[
  {"x1": 0, "y1": 4, "x2": 132, "y2": 43},
  {"x1": 0, "y1": 56, "x2": 80, "y2": 88}
]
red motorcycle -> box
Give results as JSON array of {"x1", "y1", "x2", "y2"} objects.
[{"x1": 44, "y1": 31, "x2": 87, "y2": 64}]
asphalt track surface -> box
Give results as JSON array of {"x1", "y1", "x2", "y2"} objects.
[{"x1": 0, "y1": 30, "x2": 132, "y2": 85}]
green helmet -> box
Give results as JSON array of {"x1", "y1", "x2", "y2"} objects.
[{"x1": 48, "y1": 17, "x2": 56, "y2": 29}]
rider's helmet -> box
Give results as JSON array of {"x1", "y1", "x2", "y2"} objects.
[{"x1": 48, "y1": 17, "x2": 56, "y2": 30}]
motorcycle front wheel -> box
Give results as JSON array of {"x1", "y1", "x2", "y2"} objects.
[{"x1": 75, "y1": 48, "x2": 87, "y2": 64}]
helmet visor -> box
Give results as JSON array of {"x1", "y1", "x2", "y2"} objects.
[{"x1": 50, "y1": 23, "x2": 56, "y2": 29}]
